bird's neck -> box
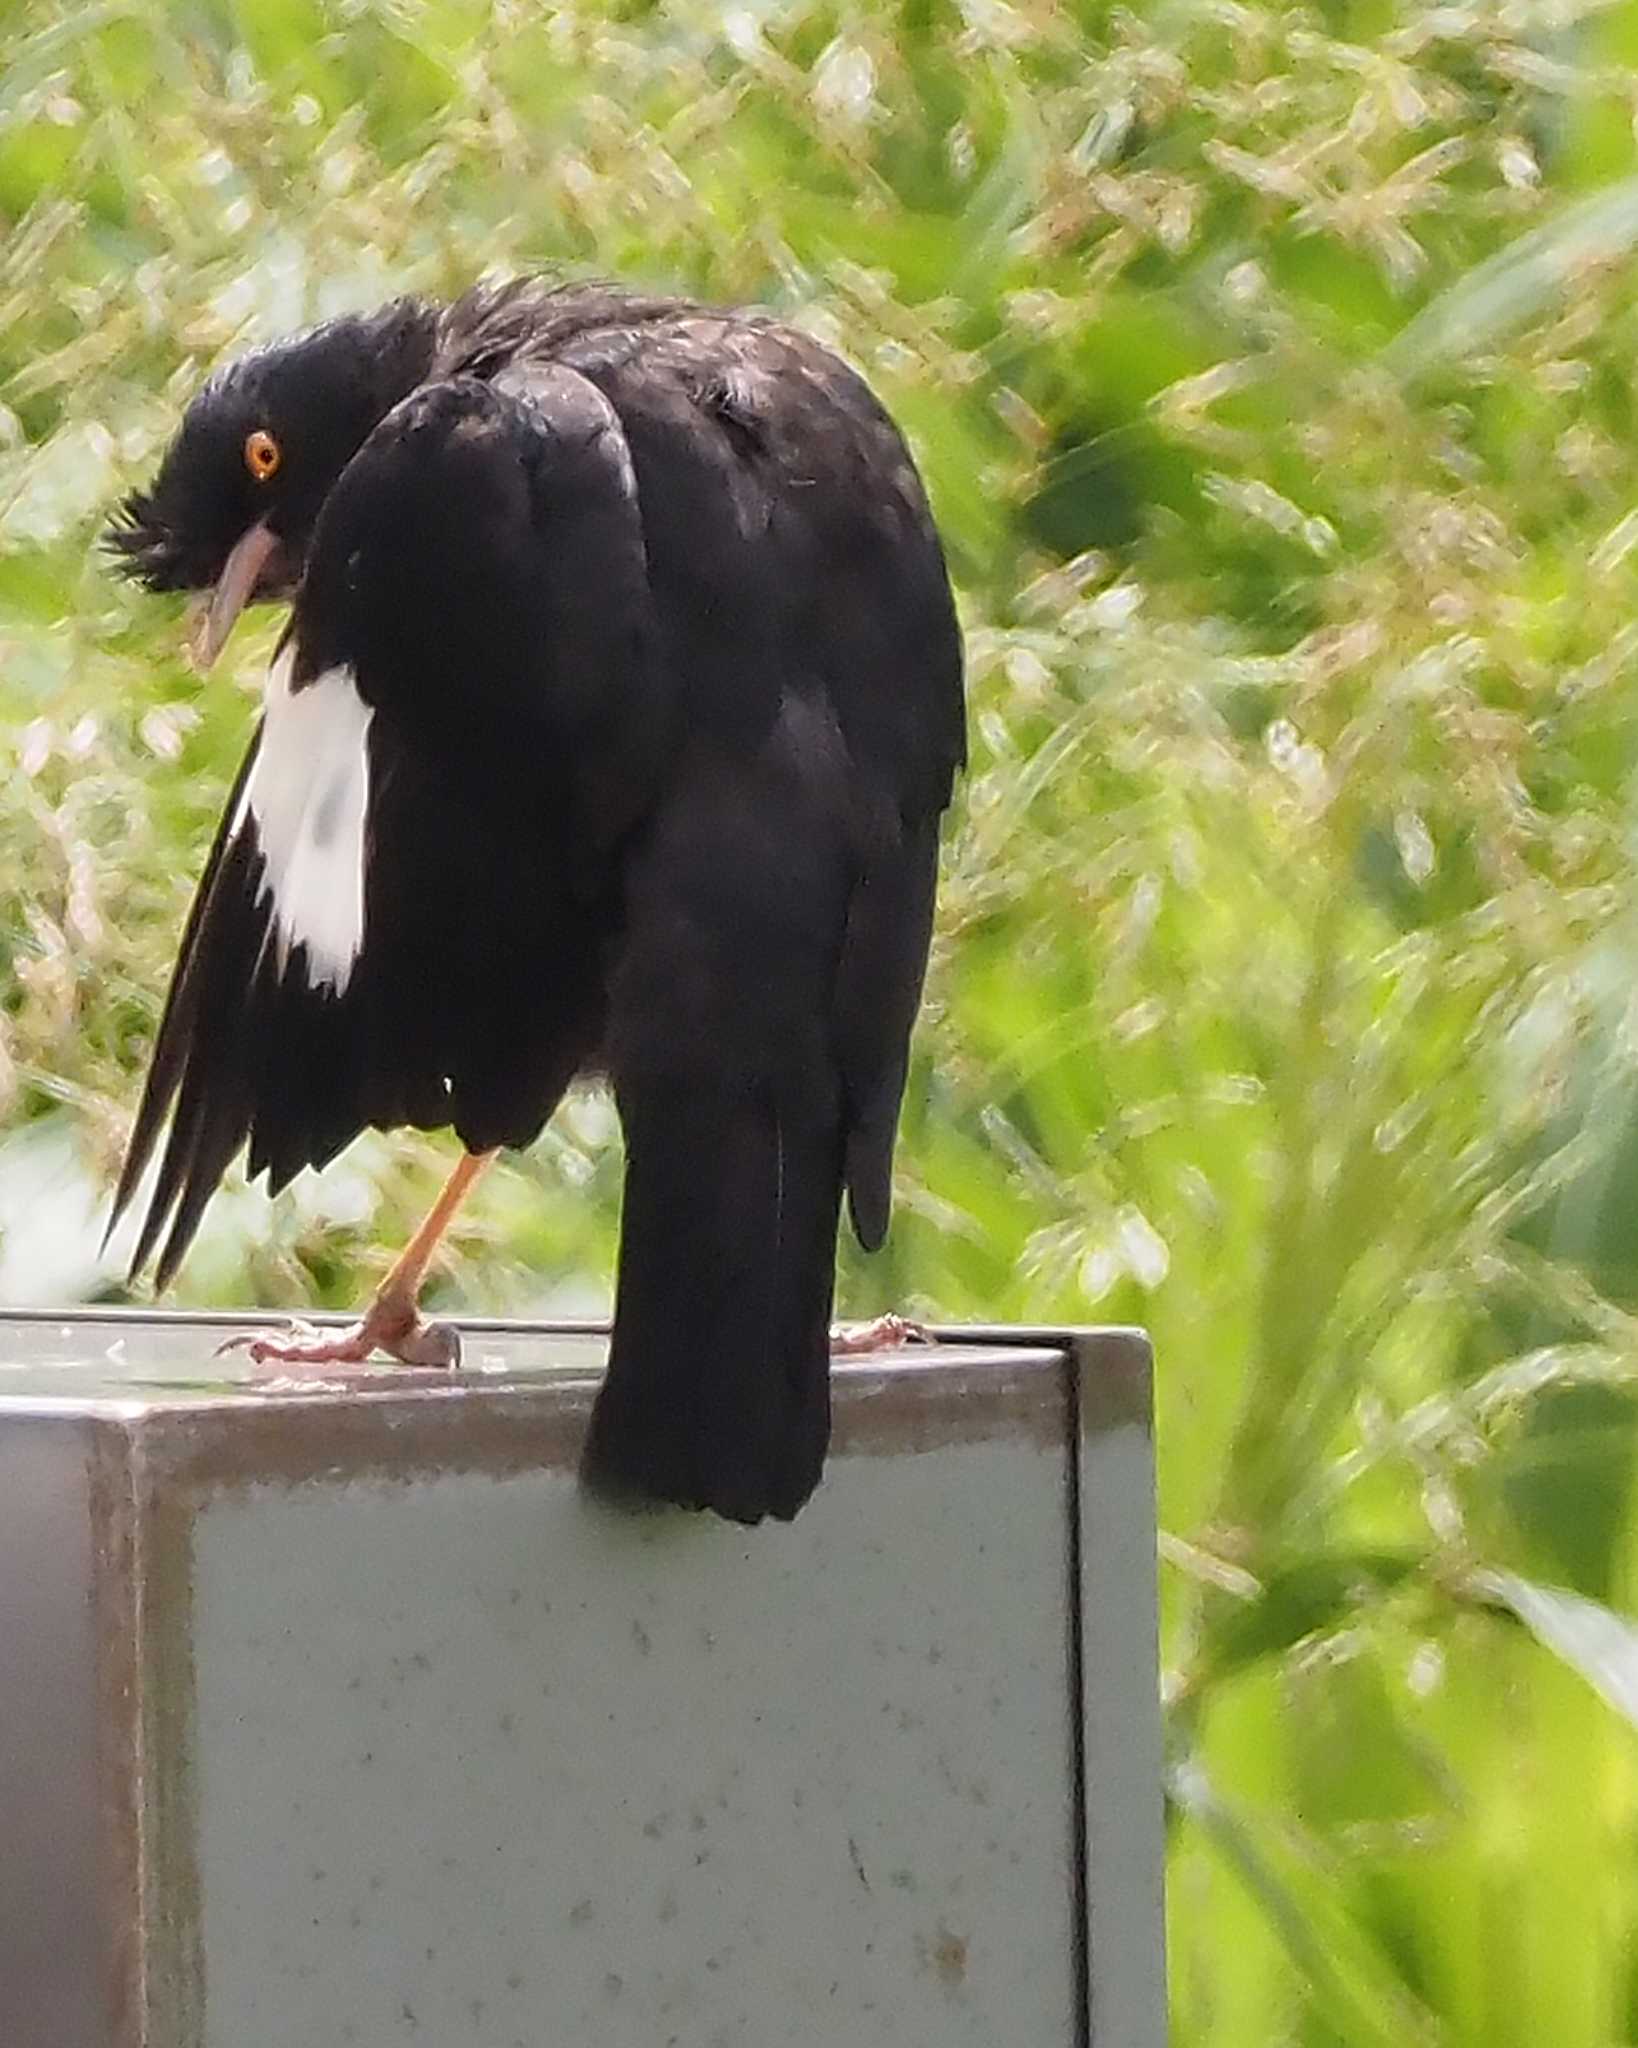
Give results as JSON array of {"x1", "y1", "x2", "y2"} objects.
[{"x1": 359, "y1": 296, "x2": 445, "y2": 422}]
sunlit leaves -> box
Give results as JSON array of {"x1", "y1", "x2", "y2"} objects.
[{"x1": 13, "y1": 0, "x2": 1638, "y2": 2040}]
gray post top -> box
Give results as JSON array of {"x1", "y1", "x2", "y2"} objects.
[
  {"x1": 0, "y1": 1311, "x2": 1164, "y2": 2048},
  {"x1": 0, "y1": 1309, "x2": 1153, "y2": 1443}
]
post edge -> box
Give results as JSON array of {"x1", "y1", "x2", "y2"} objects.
[{"x1": 1068, "y1": 1329, "x2": 1167, "y2": 2048}]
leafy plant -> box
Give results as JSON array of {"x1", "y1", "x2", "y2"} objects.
[{"x1": 9, "y1": 0, "x2": 1638, "y2": 2035}]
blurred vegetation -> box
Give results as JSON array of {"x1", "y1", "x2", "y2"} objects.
[{"x1": 10, "y1": 0, "x2": 1638, "y2": 2034}]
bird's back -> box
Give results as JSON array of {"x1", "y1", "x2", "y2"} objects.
[{"x1": 439, "y1": 281, "x2": 965, "y2": 808}]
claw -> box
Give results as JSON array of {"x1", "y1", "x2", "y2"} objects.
[
  {"x1": 211, "y1": 1307, "x2": 464, "y2": 1374},
  {"x1": 415, "y1": 1320, "x2": 463, "y2": 1370},
  {"x1": 829, "y1": 1312, "x2": 933, "y2": 1356},
  {"x1": 202, "y1": 1153, "x2": 488, "y2": 1381},
  {"x1": 215, "y1": 1318, "x2": 323, "y2": 1362},
  {"x1": 213, "y1": 1319, "x2": 378, "y2": 1373}
]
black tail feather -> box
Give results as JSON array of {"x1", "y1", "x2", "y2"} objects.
[{"x1": 581, "y1": 1080, "x2": 841, "y2": 1525}]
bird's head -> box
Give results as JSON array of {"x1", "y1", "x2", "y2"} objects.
[{"x1": 104, "y1": 297, "x2": 439, "y2": 666}]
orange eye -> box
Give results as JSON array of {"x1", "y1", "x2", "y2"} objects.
[{"x1": 244, "y1": 429, "x2": 281, "y2": 482}]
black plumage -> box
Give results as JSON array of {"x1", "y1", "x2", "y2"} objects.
[{"x1": 105, "y1": 280, "x2": 965, "y2": 1524}]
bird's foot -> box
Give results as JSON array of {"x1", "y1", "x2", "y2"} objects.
[
  {"x1": 829, "y1": 1312, "x2": 933, "y2": 1355},
  {"x1": 215, "y1": 1295, "x2": 463, "y2": 1372}
]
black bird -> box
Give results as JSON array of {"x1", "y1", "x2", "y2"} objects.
[{"x1": 104, "y1": 280, "x2": 965, "y2": 1524}]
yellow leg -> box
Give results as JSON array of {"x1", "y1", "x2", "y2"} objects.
[
  {"x1": 373, "y1": 1147, "x2": 496, "y2": 1318},
  {"x1": 218, "y1": 1149, "x2": 497, "y2": 1371}
]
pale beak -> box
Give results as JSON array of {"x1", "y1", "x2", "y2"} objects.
[{"x1": 192, "y1": 520, "x2": 281, "y2": 670}]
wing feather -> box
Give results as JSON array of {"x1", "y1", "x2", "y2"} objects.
[
  {"x1": 106, "y1": 735, "x2": 264, "y2": 1258},
  {"x1": 110, "y1": 721, "x2": 449, "y2": 1286},
  {"x1": 562, "y1": 313, "x2": 963, "y2": 1254},
  {"x1": 834, "y1": 817, "x2": 941, "y2": 1252}
]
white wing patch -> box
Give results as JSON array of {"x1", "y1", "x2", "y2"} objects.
[{"x1": 238, "y1": 644, "x2": 373, "y2": 994}]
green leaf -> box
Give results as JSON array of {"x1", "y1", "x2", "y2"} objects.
[
  {"x1": 1200, "y1": 1550, "x2": 1422, "y2": 1685},
  {"x1": 1472, "y1": 1569, "x2": 1638, "y2": 1734},
  {"x1": 1172, "y1": 1762, "x2": 1442, "y2": 2048},
  {"x1": 1386, "y1": 178, "x2": 1638, "y2": 380}
]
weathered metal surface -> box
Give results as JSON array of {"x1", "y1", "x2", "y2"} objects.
[
  {"x1": 0, "y1": 1416, "x2": 108, "y2": 2048},
  {"x1": 0, "y1": 1314, "x2": 1164, "y2": 2048},
  {"x1": 1075, "y1": 1330, "x2": 1166, "y2": 2048}
]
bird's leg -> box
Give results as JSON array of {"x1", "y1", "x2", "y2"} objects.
[
  {"x1": 217, "y1": 1150, "x2": 497, "y2": 1371},
  {"x1": 829, "y1": 1312, "x2": 933, "y2": 1355}
]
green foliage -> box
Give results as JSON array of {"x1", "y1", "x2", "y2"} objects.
[{"x1": 9, "y1": 0, "x2": 1638, "y2": 2032}]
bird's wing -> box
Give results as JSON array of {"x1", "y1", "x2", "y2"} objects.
[
  {"x1": 567, "y1": 315, "x2": 963, "y2": 1517},
  {"x1": 113, "y1": 362, "x2": 666, "y2": 1288},
  {"x1": 557, "y1": 314, "x2": 963, "y2": 1251},
  {"x1": 786, "y1": 344, "x2": 963, "y2": 1250},
  {"x1": 831, "y1": 816, "x2": 944, "y2": 1251},
  {"x1": 106, "y1": 672, "x2": 458, "y2": 1290}
]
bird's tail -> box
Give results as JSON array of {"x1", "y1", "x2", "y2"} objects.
[{"x1": 580, "y1": 1080, "x2": 840, "y2": 1525}]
